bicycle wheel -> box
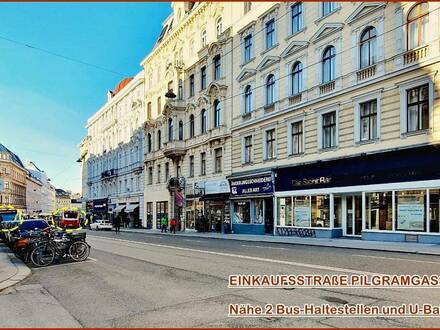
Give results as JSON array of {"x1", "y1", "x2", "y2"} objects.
[
  {"x1": 69, "y1": 241, "x2": 90, "y2": 262},
  {"x1": 30, "y1": 244, "x2": 55, "y2": 267}
]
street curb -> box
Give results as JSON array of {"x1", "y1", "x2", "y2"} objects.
[
  {"x1": 117, "y1": 229, "x2": 440, "y2": 257},
  {"x1": 0, "y1": 253, "x2": 31, "y2": 292}
]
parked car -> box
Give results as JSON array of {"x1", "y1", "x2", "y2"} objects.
[{"x1": 90, "y1": 219, "x2": 112, "y2": 231}]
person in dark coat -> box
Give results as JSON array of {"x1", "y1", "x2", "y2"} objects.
[{"x1": 114, "y1": 215, "x2": 121, "y2": 234}]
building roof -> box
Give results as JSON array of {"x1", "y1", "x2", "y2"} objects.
[
  {"x1": 0, "y1": 144, "x2": 24, "y2": 168},
  {"x1": 55, "y1": 188, "x2": 71, "y2": 198},
  {"x1": 113, "y1": 77, "x2": 133, "y2": 96}
]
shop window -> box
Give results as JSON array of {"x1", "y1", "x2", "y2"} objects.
[
  {"x1": 233, "y1": 201, "x2": 251, "y2": 224},
  {"x1": 429, "y1": 189, "x2": 440, "y2": 233},
  {"x1": 334, "y1": 196, "x2": 342, "y2": 228},
  {"x1": 366, "y1": 192, "x2": 392, "y2": 230},
  {"x1": 293, "y1": 196, "x2": 310, "y2": 227},
  {"x1": 254, "y1": 200, "x2": 264, "y2": 224},
  {"x1": 146, "y1": 202, "x2": 153, "y2": 227},
  {"x1": 311, "y1": 195, "x2": 330, "y2": 228},
  {"x1": 395, "y1": 190, "x2": 426, "y2": 232},
  {"x1": 277, "y1": 197, "x2": 293, "y2": 226},
  {"x1": 156, "y1": 201, "x2": 168, "y2": 230}
]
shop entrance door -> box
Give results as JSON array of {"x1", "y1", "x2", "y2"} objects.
[{"x1": 343, "y1": 195, "x2": 362, "y2": 236}]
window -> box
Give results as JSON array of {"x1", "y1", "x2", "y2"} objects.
[
  {"x1": 244, "y1": 135, "x2": 253, "y2": 164},
  {"x1": 200, "y1": 152, "x2": 206, "y2": 176},
  {"x1": 291, "y1": 121, "x2": 303, "y2": 155},
  {"x1": 156, "y1": 201, "x2": 168, "y2": 229},
  {"x1": 201, "y1": 66, "x2": 207, "y2": 90},
  {"x1": 291, "y1": 3, "x2": 303, "y2": 34},
  {"x1": 214, "y1": 148, "x2": 222, "y2": 173},
  {"x1": 322, "y1": 2, "x2": 336, "y2": 16},
  {"x1": 178, "y1": 120, "x2": 184, "y2": 140},
  {"x1": 233, "y1": 201, "x2": 251, "y2": 224},
  {"x1": 265, "y1": 129, "x2": 276, "y2": 160},
  {"x1": 244, "y1": 34, "x2": 253, "y2": 62},
  {"x1": 216, "y1": 17, "x2": 222, "y2": 37},
  {"x1": 396, "y1": 190, "x2": 427, "y2": 232},
  {"x1": 266, "y1": 74, "x2": 275, "y2": 105},
  {"x1": 407, "y1": 84, "x2": 429, "y2": 132},
  {"x1": 407, "y1": 2, "x2": 428, "y2": 50},
  {"x1": 244, "y1": 2, "x2": 252, "y2": 14},
  {"x1": 165, "y1": 162, "x2": 169, "y2": 181},
  {"x1": 213, "y1": 55, "x2": 221, "y2": 80},
  {"x1": 157, "y1": 96, "x2": 162, "y2": 114},
  {"x1": 201, "y1": 109, "x2": 207, "y2": 133},
  {"x1": 265, "y1": 19, "x2": 275, "y2": 49},
  {"x1": 244, "y1": 85, "x2": 252, "y2": 113},
  {"x1": 168, "y1": 118, "x2": 174, "y2": 141},
  {"x1": 189, "y1": 155, "x2": 194, "y2": 177},
  {"x1": 157, "y1": 130, "x2": 162, "y2": 150},
  {"x1": 157, "y1": 164, "x2": 161, "y2": 183},
  {"x1": 147, "y1": 133, "x2": 152, "y2": 152},
  {"x1": 360, "y1": 100, "x2": 378, "y2": 141},
  {"x1": 189, "y1": 114, "x2": 195, "y2": 138},
  {"x1": 322, "y1": 46, "x2": 336, "y2": 83},
  {"x1": 147, "y1": 102, "x2": 152, "y2": 119},
  {"x1": 291, "y1": 61, "x2": 303, "y2": 95},
  {"x1": 201, "y1": 29, "x2": 207, "y2": 47},
  {"x1": 178, "y1": 79, "x2": 183, "y2": 100},
  {"x1": 360, "y1": 27, "x2": 377, "y2": 69},
  {"x1": 189, "y1": 74, "x2": 195, "y2": 97},
  {"x1": 322, "y1": 111, "x2": 336, "y2": 149},
  {"x1": 213, "y1": 100, "x2": 221, "y2": 128},
  {"x1": 148, "y1": 166, "x2": 153, "y2": 185}
]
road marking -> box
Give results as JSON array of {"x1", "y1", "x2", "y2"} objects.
[
  {"x1": 183, "y1": 239, "x2": 205, "y2": 243},
  {"x1": 88, "y1": 235, "x2": 383, "y2": 276},
  {"x1": 353, "y1": 254, "x2": 440, "y2": 265},
  {"x1": 241, "y1": 244, "x2": 286, "y2": 250}
]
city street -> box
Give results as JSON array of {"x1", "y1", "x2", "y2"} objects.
[{"x1": 2, "y1": 231, "x2": 440, "y2": 328}]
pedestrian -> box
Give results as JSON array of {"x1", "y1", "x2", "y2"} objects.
[
  {"x1": 161, "y1": 216, "x2": 168, "y2": 233},
  {"x1": 170, "y1": 218, "x2": 177, "y2": 234},
  {"x1": 114, "y1": 215, "x2": 121, "y2": 234}
]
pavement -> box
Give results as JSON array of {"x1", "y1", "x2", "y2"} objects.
[
  {"x1": 116, "y1": 228, "x2": 440, "y2": 256},
  {"x1": 0, "y1": 243, "x2": 30, "y2": 292}
]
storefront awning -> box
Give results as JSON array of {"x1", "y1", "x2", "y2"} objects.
[
  {"x1": 125, "y1": 204, "x2": 139, "y2": 213},
  {"x1": 113, "y1": 205, "x2": 126, "y2": 213}
]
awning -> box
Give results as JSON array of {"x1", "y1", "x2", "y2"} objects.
[
  {"x1": 125, "y1": 204, "x2": 139, "y2": 213},
  {"x1": 113, "y1": 205, "x2": 126, "y2": 213}
]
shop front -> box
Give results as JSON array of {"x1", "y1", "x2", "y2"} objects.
[
  {"x1": 184, "y1": 182, "x2": 204, "y2": 231},
  {"x1": 109, "y1": 197, "x2": 142, "y2": 228},
  {"x1": 274, "y1": 145, "x2": 440, "y2": 243},
  {"x1": 198, "y1": 179, "x2": 230, "y2": 233},
  {"x1": 229, "y1": 172, "x2": 274, "y2": 235},
  {"x1": 90, "y1": 198, "x2": 108, "y2": 220}
]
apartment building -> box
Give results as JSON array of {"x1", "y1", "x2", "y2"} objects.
[
  {"x1": 82, "y1": 72, "x2": 145, "y2": 227},
  {"x1": 228, "y1": 2, "x2": 440, "y2": 243}
]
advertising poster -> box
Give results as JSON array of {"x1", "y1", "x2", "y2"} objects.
[
  {"x1": 294, "y1": 206, "x2": 311, "y2": 227},
  {"x1": 397, "y1": 194, "x2": 425, "y2": 231}
]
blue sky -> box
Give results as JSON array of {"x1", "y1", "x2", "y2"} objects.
[{"x1": 0, "y1": 2, "x2": 170, "y2": 193}]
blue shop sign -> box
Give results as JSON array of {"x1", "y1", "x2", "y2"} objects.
[{"x1": 230, "y1": 174, "x2": 274, "y2": 196}]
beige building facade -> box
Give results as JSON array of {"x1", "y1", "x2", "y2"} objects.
[{"x1": 228, "y1": 2, "x2": 440, "y2": 242}]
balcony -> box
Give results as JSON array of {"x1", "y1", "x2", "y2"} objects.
[
  {"x1": 162, "y1": 140, "x2": 186, "y2": 160},
  {"x1": 165, "y1": 98, "x2": 186, "y2": 111},
  {"x1": 101, "y1": 169, "x2": 117, "y2": 180},
  {"x1": 319, "y1": 80, "x2": 335, "y2": 95},
  {"x1": 289, "y1": 93, "x2": 302, "y2": 106},
  {"x1": 356, "y1": 65, "x2": 376, "y2": 82},
  {"x1": 404, "y1": 45, "x2": 429, "y2": 65}
]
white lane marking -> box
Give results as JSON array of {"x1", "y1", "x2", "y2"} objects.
[
  {"x1": 183, "y1": 239, "x2": 205, "y2": 243},
  {"x1": 32, "y1": 258, "x2": 96, "y2": 270},
  {"x1": 241, "y1": 244, "x2": 286, "y2": 250},
  {"x1": 353, "y1": 254, "x2": 440, "y2": 265},
  {"x1": 88, "y1": 235, "x2": 383, "y2": 276}
]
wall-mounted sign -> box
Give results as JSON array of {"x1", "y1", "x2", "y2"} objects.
[
  {"x1": 203, "y1": 180, "x2": 230, "y2": 195},
  {"x1": 230, "y1": 174, "x2": 274, "y2": 196}
]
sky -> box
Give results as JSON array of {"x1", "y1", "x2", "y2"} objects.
[{"x1": 0, "y1": 2, "x2": 170, "y2": 194}]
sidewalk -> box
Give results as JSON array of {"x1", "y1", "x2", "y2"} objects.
[
  {"x1": 0, "y1": 243, "x2": 31, "y2": 291},
  {"x1": 118, "y1": 228, "x2": 440, "y2": 256}
]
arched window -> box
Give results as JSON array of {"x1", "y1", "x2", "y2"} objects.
[
  {"x1": 407, "y1": 2, "x2": 428, "y2": 50},
  {"x1": 266, "y1": 74, "x2": 275, "y2": 105},
  {"x1": 201, "y1": 109, "x2": 207, "y2": 133},
  {"x1": 322, "y1": 46, "x2": 336, "y2": 83},
  {"x1": 157, "y1": 96, "x2": 162, "y2": 115},
  {"x1": 216, "y1": 17, "x2": 223, "y2": 37},
  {"x1": 360, "y1": 27, "x2": 377, "y2": 69},
  {"x1": 244, "y1": 85, "x2": 252, "y2": 114},
  {"x1": 157, "y1": 130, "x2": 162, "y2": 150},
  {"x1": 178, "y1": 121, "x2": 184, "y2": 140},
  {"x1": 189, "y1": 114, "x2": 195, "y2": 138},
  {"x1": 168, "y1": 118, "x2": 174, "y2": 141},
  {"x1": 147, "y1": 133, "x2": 152, "y2": 153},
  {"x1": 201, "y1": 29, "x2": 207, "y2": 47},
  {"x1": 213, "y1": 100, "x2": 221, "y2": 128},
  {"x1": 291, "y1": 61, "x2": 303, "y2": 95}
]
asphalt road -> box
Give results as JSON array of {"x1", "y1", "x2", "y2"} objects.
[{"x1": 2, "y1": 230, "x2": 440, "y2": 328}]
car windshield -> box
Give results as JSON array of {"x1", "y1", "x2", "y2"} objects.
[{"x1": 64, "y1": 211, "x2": 78, "y2": 219}]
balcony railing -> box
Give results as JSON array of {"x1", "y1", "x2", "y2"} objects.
[
  {"x1": 289, "y1": 93, "x2": 302, "y2": 105},
  {"x1": 162, "y1": 140, "x2": 186, "y2": 160},
  {"x1": 319, "y1": 80, "x2": 335, "y2": 95},
  {"x1": 404, "y1": 45, "x2": 429, "y2": 65},
  {"x1": 356, "y1": 64, "x2": 376, "y2": 82}
]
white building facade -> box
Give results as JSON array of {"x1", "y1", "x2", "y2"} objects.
[{"x1": 25, "y1": 162, "x2": 56, "y2": 216}]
